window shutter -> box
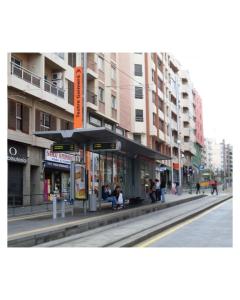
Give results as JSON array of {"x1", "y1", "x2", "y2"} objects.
[
  {"x1": 50, "y1": 115, "x2": 56, "y2": 130},
  {"x1": 8, "y1": 99, "x2": 16, "y2": 130},
  {"x1": 22, "y1": 105, "x2": 29, "y2": 134},
  {"x1": 35, "y1": 109, "x2": 41, "y2": 131}
]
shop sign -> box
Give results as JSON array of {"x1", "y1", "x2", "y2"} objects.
[
  {"x1": 44, "y1": 161, "x2": 70, "y2": 171},
  {"x1": 74, "y1": 66, "x2": 83, "y2": 128},
  {"x1": 45, "y1": 149, "x2": 75, "y2": 165},
  {"x1": 8, "y1": 142, "x2": 27, "y2": 164}
]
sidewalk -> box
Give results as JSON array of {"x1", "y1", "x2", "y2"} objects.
[{"x1": 8, "y1": 191, "x2": 226, "y2": 247}]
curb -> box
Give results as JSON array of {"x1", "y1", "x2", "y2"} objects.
[
  {"x1": 8, "y1": 194, "x2": 207, "y2": 247},
  {"x1": 110, "y1": 195, "x2": 232, "y2": 247}
]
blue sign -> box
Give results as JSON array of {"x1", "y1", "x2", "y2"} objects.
[{"x1": 199, "y1": 165, "x2": 204, "y2": 170}]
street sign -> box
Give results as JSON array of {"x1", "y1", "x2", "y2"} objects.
[
  {"x1": 52, "y1": 143, "x2": 77, "y2": 152},
  {"x1": 92, "y1": 141, "x2": 121, "y2": 151},
  {"x1": 199, "y1": 164, "x2": 204, "y2": 170}
]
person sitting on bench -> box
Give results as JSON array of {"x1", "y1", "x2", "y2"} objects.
[{"x1": 102, "y1": 184, "x2": 117, "y2": 209}]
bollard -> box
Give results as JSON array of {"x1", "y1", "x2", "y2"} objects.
[
  {"x1": 61, "y1": 199, "x2": 65, "y2": 218},
  {"x1": 53, "y1": 194, "x2": 57, "y2": 220}
]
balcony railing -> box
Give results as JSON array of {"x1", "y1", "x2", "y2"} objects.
[
  {"x1": 44, "y1": 79, "x2": 64, "y2": 98},
  {"x1": 87, "y1": 90, "x2": 97, "y2": 105},
  {"x1": 11, "y1": 62, "x2": 41, "y2": 87}
]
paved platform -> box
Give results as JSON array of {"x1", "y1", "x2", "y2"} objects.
[
  {"x1": 8, "y1": 191, "x2": 228, "y2": 247},
  {"x1": 36, "y1": 193, "x2": 232, "y2": 247}
]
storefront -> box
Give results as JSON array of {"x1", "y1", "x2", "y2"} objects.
[
  {"x1": 8, "y1": 141, "x2": 27, "y2": 206},
  {"x1": 43, "y1": 149, "x2": 75, "y2": 200}
]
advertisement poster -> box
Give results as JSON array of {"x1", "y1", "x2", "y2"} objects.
[{"x1": 75, "y1": 164, "x2": 86, "y2": 200}]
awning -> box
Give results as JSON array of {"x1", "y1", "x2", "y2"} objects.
[{"x1": 34, "y1": 127, "x2": 171, "y2": 161}]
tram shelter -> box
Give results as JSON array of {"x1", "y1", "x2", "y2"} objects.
[{"x1": 34, "y1": 127, "x2": 171, "y2": 210}]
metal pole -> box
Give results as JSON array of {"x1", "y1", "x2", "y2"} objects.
[
  {"x1": 53, "y1": 194, "x2": 57, "y2": 220},
  {"x1": 175, "y1": 75, "x2": 182, "y2": 193},
  {"x1": 169, "y1": 107, "x2": 174, "y2": 188}
]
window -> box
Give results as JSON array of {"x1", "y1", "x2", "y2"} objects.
[
  {"x1": 16, "y1": 102, "x2": 22, "y2": 131},
  {"x1": 111, "y1": 95, "x2": 117, "y2": 109},
  {"x1": 134, "y1": 64, "x2": 143, "y2": 76},
  {"x1": 152, "y1": 91, "x2": 156, "y2": 103},
  {"x1": 158, "y1": 77, "x2": 163, "y2": 92},
  {"x1": 159, "y1": 119, "x2": 164, "y2": 132},
  {"x1": 158, "y1": 97, "x2": 164, "y2": 111},
  {"x1": 8, "y1": 100, "x2": 29, "y2": 133},
  {"x1": 98, "y1": 56, "x2": 104, "y2": 71},
  {"x1": 135, "y1": 86, "x2": 143, "y2": 99},
  {"x1": 157, "y1": 58, "x2": 163, "y2": 72},
  {"x1": 133, "y1": 134, "x2": 141, "y2": 144},
  {"x1": 40, "y1": 112, "x2": 51, "y2": 131},
  {"x1": 68, "y1": 80, "x2": 74, "y2": 105},
  {"x1": 182, "y1": 78, "x2": 188, "y2": 84},
  {"x1": 152, "y1": 69, "x2": 155, "y2": 82},
  {"x1": 116, "y1": 127, "x2": 124, "y2": 135},
  {"x1": 68, "y1": 53, "x2": 76, "y2": 67},
  {"x1": 111, "y1": 66, "x2": 116, "y2": 80},
  {"x1": 98, "y1": 87, "x2": 104, "y2": 102},
  {"x1": 135, "y1": 109, "x2": 143, "y2": 122},
  {"x1": 182, "y1": 92, "x2": 188, "y2": 99},
  {"x1": 171, "y1": 111, "x2": 177, "y2": 122},
  {"x1": 61, "y1": 119, "x2": 73, "y2": 130},
  {"x1": 105, "y1": 123, "x2": 113, "y2": 130},
  {"x1": 11, "y1": 56, "x2": 21, "y2": 66},
  {"x1": 89, "y1": 115, "x2": 102, "y2": 127},
  {"x1": 153, "y1": 113, "x2": 156, "y2": 126}
]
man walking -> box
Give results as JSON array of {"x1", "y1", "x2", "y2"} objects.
[
  {"x1": 155, "y1": 179, "x2": 161, "y2": 201},
  {"x1": 160, "y1": 178, "x2": 166, "y2": 203},
  {"x1": 196, "y1": 182, "x2": 200, "y2": 194}
]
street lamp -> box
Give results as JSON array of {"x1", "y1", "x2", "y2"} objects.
[{"x1": 177, "y1": 139, "x2": 182, "y2": 193}]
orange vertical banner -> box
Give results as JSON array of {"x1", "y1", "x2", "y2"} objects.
[{"x1": 74, "y1": 66, "x2": 83, "y2": 128}]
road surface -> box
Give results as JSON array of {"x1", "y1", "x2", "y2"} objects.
[{"x1": 138, "y1": 199, "x2": 232, "y2": 247}]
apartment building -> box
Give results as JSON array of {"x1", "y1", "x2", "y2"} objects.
[
  {"x1": 8, "y1": 53, "x2": 82, "y2": 205},
  {"x1": 220, "y1": 140, "x2": 233, "y2": 185},
  {"x1": 8, "y1": 52, "x2": 128, "y2": 206}
]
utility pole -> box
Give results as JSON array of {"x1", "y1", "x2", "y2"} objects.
[{"x1": 175, "y1": 75, "x2": 182, "y2": 194}]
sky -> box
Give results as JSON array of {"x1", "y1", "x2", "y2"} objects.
[{"x1": 176, "y1": 50, "x2": 234, "y2": 145}]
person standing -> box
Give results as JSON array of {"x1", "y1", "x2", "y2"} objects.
[
  {"x1": 196, "y1": 182, "x2": 200, "y2": 194},
  {"x1": 149, "y1": 179, "x2": 156, "y2": 203},
  {"x1": 160, "y1": 178, "x2": 166, "y2": 203},
  {"x1": 155, "y1": 179, "x2": 161, "y2": 201},
  {"x1": 211, "y1": 180, "x2": 218, "y2": 195}
]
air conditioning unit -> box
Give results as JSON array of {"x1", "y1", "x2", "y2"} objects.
[
  {"x1": 52, "y1": 80, "x2": 63, "y2": 89},
  {"x1": 52, "y1": 72, "x2": 63, "y2": 80}
]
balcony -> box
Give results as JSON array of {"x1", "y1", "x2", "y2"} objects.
[
  {"x1": 10, "y1": 62, "x2": 41, "y2": 87},
  {"x1": 44, "y1": 79, "x2": 64, "y2": 98},
  {"x1": 87, "y1": 90, "x2": 97, "y2": 105},
  {"x1": 87, "y1": 53, "x2": 98, "y2": 79}
]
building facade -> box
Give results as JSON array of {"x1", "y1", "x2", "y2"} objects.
[{"x1": 8, "y1": 52, "x2": 203, "y2": 206}]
